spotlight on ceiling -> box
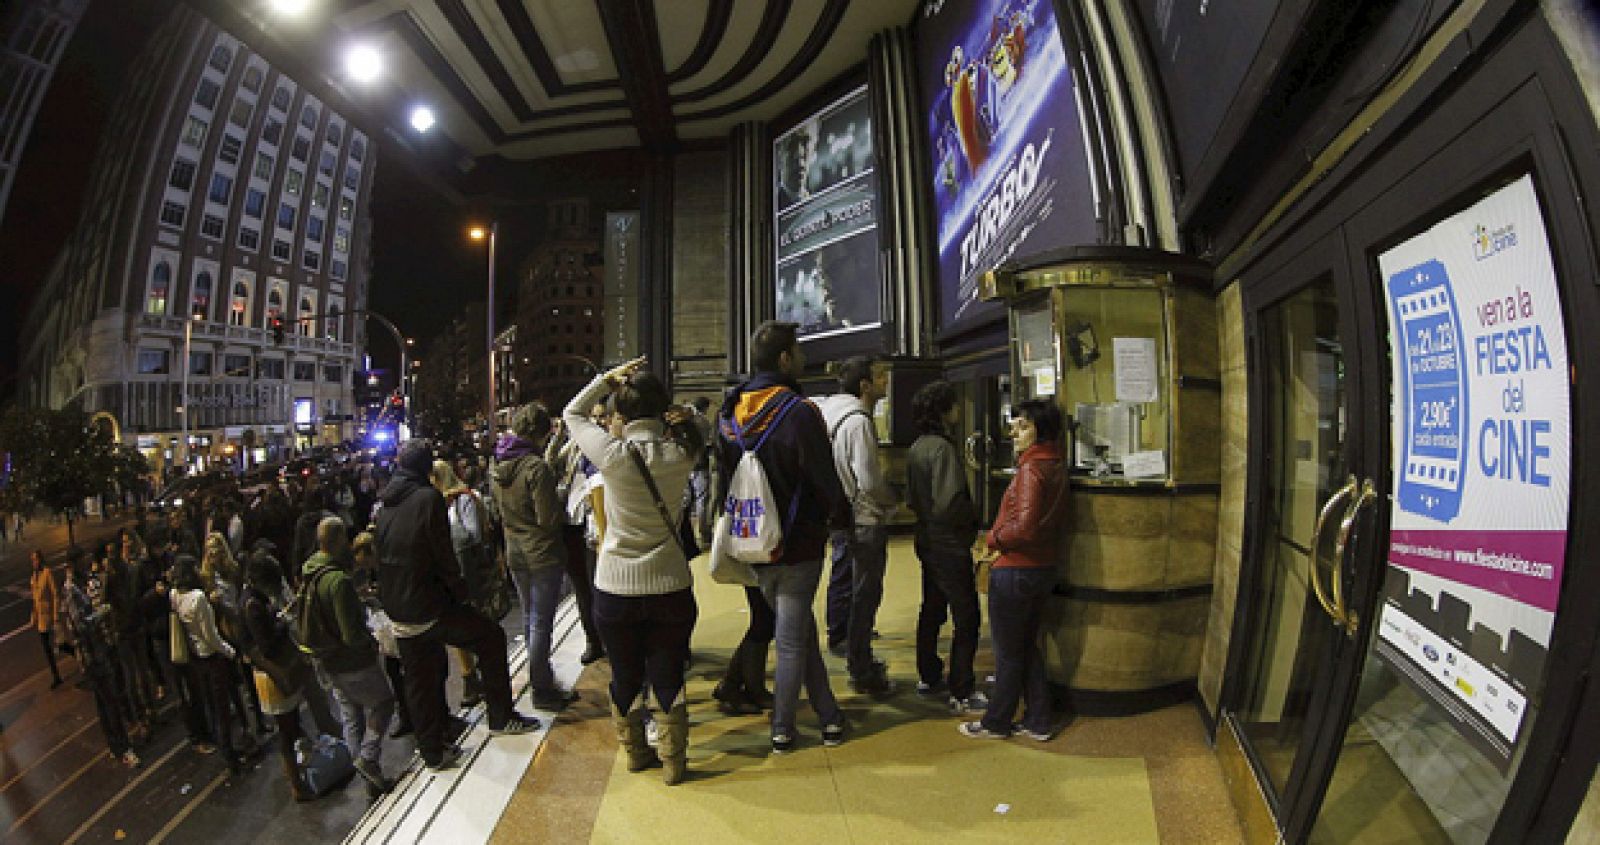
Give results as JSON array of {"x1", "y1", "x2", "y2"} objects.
[
  {"x1": 344, "y1": 44, "x2": 382, "y2": 84},
  {"x1": 268, "y1": 0, "x2": 311, "y2": 16},
  {"x1": 410, "y1": 106, "x2": 437, "y2": 133}
]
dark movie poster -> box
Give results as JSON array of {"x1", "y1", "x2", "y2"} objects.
[
  {"x1": 916, "y1": 0, "x2": 1099, "y2": 332},
  {"x1": 773, "y1": 86, "x2": 882, "y2": 340}
]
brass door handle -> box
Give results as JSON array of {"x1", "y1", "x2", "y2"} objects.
[
  {"x1": 964, "y1": 432, "x2": 992, "y2": 472},
  {"x1": 1310, "y1": 475, "x2": 1358, "y2": 627},
  {"x1": 1332, "y1": 479, "x2": 1378, "y2": 635}
]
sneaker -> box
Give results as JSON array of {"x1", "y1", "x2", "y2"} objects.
[
  {"x1": 915, "y1": 679, "x2": 947, "y2": 699},
  {"x1": 389, "y1": 720, "x2": 414, "y2": 739},
  {"x1": 355, "y1": 758, "x2": 393, "y2": 795},
  {"x1": 532, "y1": 688, "x2": 579, "y2": 711},
  {"x1": 770, "y1": 733, "x2": 795, "y2": 754},
  {"x1": 958, "y1": 721, "x2": 1009, "y2": 740},
  {"x1": 192, "y1": 742, "x2": 217, "y2": 755},
  {"x1": 850, "y1": 663, "x2": 894, "y2": 696},
  {"x1": 580, "y1": 643, "x2": 606, "y2": 665},
  {"x1": 488, "y1": 712, "x2": 541, "y2": 736},
  {"x1": 949, "y1": 692, "x2": 990, "y2": 714},
  {"x1": 1014, "y1": 724, "x2": 1055, "y2": 742},
  {"x1": 445, "y1": 715, "x2": 470, "y2": 741},
  {"x1": 644, "y1": 716, "x2": 660, "y2": 747},
  {"x1": 827, "y1": 640, "x2": 848, "y2": 658},
  {"x1": 424, "y1": 745, "x2": 463, "y2": 771},
  {"x1": 821, "y1": 721, "x2": 847, "y2": 747},
  {"x1": 120, "y1": 750, "x2": 141, "y2": 768}
]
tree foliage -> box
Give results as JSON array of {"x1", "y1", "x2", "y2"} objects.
[{"x1": 0, "y1": 407, "x2": 128, "y2": 542}]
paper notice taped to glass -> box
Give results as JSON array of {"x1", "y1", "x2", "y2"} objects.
[
  {"x1": 1113, "y1": 337, "x2": 1159, "y2": 403},
  {"x1": 1121, "y1": 450, "x2": 1166, "y2": 479}
]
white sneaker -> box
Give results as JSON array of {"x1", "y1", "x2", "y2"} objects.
[
  {"x1": 644, "y1": 716, "x2": 660, "y2": 747},
  {"x1": 948, "y1": 692, "x2": 989, "y2": 715}
]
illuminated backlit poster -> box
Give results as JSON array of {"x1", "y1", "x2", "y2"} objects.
[
  {"x1": 916, "y1": 0, "x2": 1098, "y2": 332},
  {"x1": 1376, "y1": 174, "x2": 1570, "y2": 768},
  {"x1": 772, "y1": 86, "x2": 881, "y2": 340}
]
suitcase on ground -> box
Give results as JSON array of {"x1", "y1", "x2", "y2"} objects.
[{"x1": 300, "y1": 735, "x2": 357, "y2": 796}]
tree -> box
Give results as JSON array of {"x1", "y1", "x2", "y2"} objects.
[{"x1": 0, "y1": 407, "x2": 123, "y2": 547}]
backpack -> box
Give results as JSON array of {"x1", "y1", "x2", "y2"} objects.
[
  {"x1": 724, "y1": 394, "x2": 805, "y2": 564},
  {"x1": 827, "y1": 407, "x2": 872, "y2": 508},
  {"x1": 293, "y1": 564, "x2": 344, "y2": 658}
]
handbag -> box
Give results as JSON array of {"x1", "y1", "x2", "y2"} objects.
[
  {"x1": 169, "y1": 608, "x2": 191, "y2": 665},
  {"x1": 708, "y1": 512, "x2": 759, "y2": 586}
]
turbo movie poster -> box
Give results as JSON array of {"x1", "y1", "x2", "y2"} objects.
[
  {"x1": 773, "y1": 87, "x2": 882, "y2": 340},
  {"x1": 916, "y1": 0, "x2": 1098, "y2": 331}
]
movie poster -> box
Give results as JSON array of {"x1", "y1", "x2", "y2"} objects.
[
  {"x1": 1375, "y1": 175, "x2": 1570, "y2": 769},
  {"x1": 915, "y1": 0, "x2": 1099, "y2": 332},
  {"x1": 773, "y1": 87, "x2": 882, "y2": 340}
]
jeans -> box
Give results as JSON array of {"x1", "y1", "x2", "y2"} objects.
[
  {"x1": 915, "y1": 539, "x2": 981, "y2": 700},
  {"x1": 396, "y1": 604, "x2": 515, "y2": 764},
  {"x1": 981, "y1": 567, "x2": 1055, "y2": 735},
  {"x1": 511, "y1": 566, "x2": 565, "y2": 693},
  {"x1": 755, "y1": 560, "x2": 842, "y2": 738},
  {"x1": 191, "y1": 654, "x2": 241, "y2": 765},
  {"x1": 592, "y1": 588, "x2": 697, "y2": 712},
  {"x1": 38, "y1": 630, "x2": 61, "y2": 683},
  {"x1": 323, "y1": 660, "x2": 396, "y2": 765},
  {"x1": 825, "y1": 531, "x2": 851, "y2": 647},
  {"x1": 87, "y1": 659, "x2": 131, "y2": 756},
  {"x1": 561, "y1": 525, "x2": 600, "y2": 647},
  {"x1": 845, "y1": 525, "x2": 889, "y2": 677}
]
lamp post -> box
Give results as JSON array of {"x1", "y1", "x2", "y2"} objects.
[
  {"x1": 179, "y1": 310, "x2": 203, "y2": 473},
  {"x1": 469, "y1": 222, "x2": 498, "y2": 433}
]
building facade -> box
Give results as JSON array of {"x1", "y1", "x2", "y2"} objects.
[
  {"x1": 513, "y1": 198, "x2": 604, "y2": 407},
  {"x1": 16, "y1": 5, "x2": 373, "y2": 472},
  {"x1": 0, "y1": 0, "x2": 89, "y2": 229}
]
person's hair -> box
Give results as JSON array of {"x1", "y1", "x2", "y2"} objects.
[
  {"x1": 351, "y1": 531, "x2": 376, "y2": 565},
  {"x1": 837, "y1": 355, "x2": 878, "y2": 397},
  {"x1": 171, "y1": 554, "x2": 203, "y2": 591},
  {"x1": 302, "y1": 488, "x2": 326, "y2": 512},
  {"x1": 247, "y1": 555, "x2": 284, "y2": 595},
  {"x1": 430, "y1": 459, "x2": 464, "y2": 493},
  {"x1": 912, "y1": 380, "x2": 957, "y2": 434},
  {"x1": 750, "y1": 321, "x2": 799, "y2": 373},
  {"x1": 512, "y1": 401, "x2": 552, "y2": 440},
  {"x1": 692, "y1": 396, "x2": 710, "y2": 413},
  {"x1": 1013, "y1": 399, "x2": 1063, "y2": 445},
  {"x1": 397, "y1": 438, "x2": 433, "y2": 476},
  {"x1": 31, "y1": 550, "x2": 44, "y2": 572},
  {"x1": 317, "y1": 516, "x2": 349, "y2": 555},
  {"x1": 201, "y1": 532, "x2": 239, "y2": 585},
  {"x1": 613, "y1": 370, "x2": 670, "y2": 421}
]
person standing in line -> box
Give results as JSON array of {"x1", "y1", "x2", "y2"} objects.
[
  {"x1": 241, "y1": 555, "x2": 317, "y2": 802},
  {"x1": 905, "y1": 381, "x2": 987, "y2": 714},
  {"x1": 564, "y1": 358, "x2": 703, "y2": 784},
  {"x1": 62, "y1": 564, "x2": 139, "y2": 768},
  {"x1": 299, "y1": 517, "x2": 396, "y2": 797},
  {"x1": 495, "y1": 403, "x2": 579, "y2": 711},
  {"x1": 960, "y1": 400, "x2": 1067, "y2": 742},
  {"x1": 546, "y1": 419, "x2": 605, "y2": 665},
  {"x1": 687, "y1": 397, "x2": 716, "y2": 547},
  {"x1": 29, "y1": 551, "x2": 65, "y2": 689},
  {"x1": 170, "y1": 555, "x2": 247, "y2": 773},
  {"x1": 374, "y1": 440, "x2": 540, "y2": 772},
  {"x1": 716, "y1": 322, "x2": 852, "y2": 754},
  {"x1": 429, "y1": 460, "x2": 494, "y2": 709},
  {"x1": 350, "y1": 532, "x2": 413, "y2": 738},
  {"x1": 819, "y1": 356, "x2": 899, "y2": 695}
]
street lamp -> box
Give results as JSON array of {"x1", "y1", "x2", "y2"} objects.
[
  {"x1": 179, "y1": 309, "x2": 204, "y2": 473},
  {"x1": 469, "y1": 222, "x2": 497, "y2": 432}
]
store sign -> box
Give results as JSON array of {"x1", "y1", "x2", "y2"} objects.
[
  {"x1": 603, "y1": 211, "x2": 640, "y2": 366},
  {"x1": 772, "y1": 86, "x2": 882, "y2": 340},
  {"x1": 1377, "y1": 174, "x2": 1570, "y2": 768},
  {"x1": 915, "y1": 0, "x2": 1099, "y2": 333}
]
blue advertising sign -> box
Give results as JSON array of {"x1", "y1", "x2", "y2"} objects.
[{"x1": 915, "y1": 0, "x2": 1099, "y2": 332}]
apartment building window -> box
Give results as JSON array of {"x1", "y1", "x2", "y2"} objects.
[
  {"x1": 285, "y1": 169, "x2": 302, "y2": 196},
  {"x1": 229, "y1": 98, "x2": 252, "y2": 129},
  {"x1": 253, "y1": 152, "x2": 273, "y2": 180},
  {"x1": 195, "y1": 78, "x2": 220, "y2": 110},
  {"x1": 323, "y1": 364, "x2": 343, "y2": 383},
  {"x1": 351, "y1": 137, "x2": 365, "y2": 161},
  {"x1": 262, "y1": 118, "x2": 282, "y2": 146},
  {"x1": 244, "y1": 188, "x2": 265, "y2": 219},
  {"x1": 137, "y1": 349, "x2": 170, "y2": 375},
  {"x1": 191, "y1": 271, "x2": 212, "y2": 317},
  {"x1": 224, "y1": 353, "x2": 251, "y2": 376},
  {"x1": 208, "y1": 45, "x2": 232, "y2": 73},
  {"x1": 242, "y1": 66, "x2": 263, "y2": 93},
  {"x1": 291, "y1": 135, "x2": 309, "y2": 162},
  {"x1": 277, "y1": 203, "x2": 296, "y2": 231},
  {"x1": 293, "y1": 361, "x2": 316, "y2": 381},
  {"x1": 342, "y1": 167, "x2": 359, "y2": 191},
  {"x1": 181, "y1": 117, "x2": 206, "y2": 147},
  {"x1": 298, "y1": 296, "x2": 315, "y2": 334},
  {"x1": 207, "y1": 173, "x2": 232, "y2": 205},
  {"x1": 265, "y1": 288, "x2": 283, "y2": 325},
  {"x1": 302, "y1": 250, "x2": 320, "y2": 272},
  {"x1": 189, "y1": 351, "x2": 213, "y2": 376},
  {"x1": 299, "y1": 105, "x2": 317, "y2": 129},
  {"x1": 147, "y1": 262, "x2": 171, "y2": 315},
  {"x1": 333, "y1": 227, "x2": 349, "y2": 253},
  {"x1": 256, "y1": 358, "x2": 284, "y2": 379},
  {"x1": 229, "y1": 281, "x2": 250, "y2": 325},
  {"x1": 330, "y1": 259, "x2": 346, "y2": 281},
  {"x1": 237, "y1": 226, "x2": 259, "y2": 251},
  {"x1": 312, "y1": 183, "x2": 329, "y2": 209},
  {"x1": 271, "y1": 239, "x2": 291, "y2": 261},
  {"x1": 306, "y1": 216, "x2": 324, "y2": 242},
  {"x1": 159, "y1": 201, "x2": 185, "y2": 227},
  {"x1": 339, "y1": 196, "x2": 353, "y2": 221},
  {"x1": 318, "y1": 150, "x2": 335, "y2": 178},
  {"x1": 271, "y1": 86, "x2": 290, "y2": 111},
  {"x1": 326, "y1": 303, "x2": 342, "y2": 341},
  {"x1": 327, "y1": 123, "x2": 343, "y2": 146},
  {"x1": 169, "y1": 159, "x2": 196, "y2": 191},
  {"x1": 219, "y1": 134, "x2": 241, "y2": 164},
  {"x1": 200, "y1": 214, "x2": 224, "y2": 240}
]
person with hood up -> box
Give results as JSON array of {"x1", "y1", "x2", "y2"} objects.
[
  {"x1": 493, "y1": 402, "x2": 577, "y2": 711},
  {"x1": 428, "y1": 459, "x2": 497, "y2": 710},
  {"x1": 374, "y1": 439, "x2": 540, "y2": 772}
]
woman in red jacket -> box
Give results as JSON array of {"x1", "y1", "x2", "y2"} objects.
[{"x1": 960, "y1": 399, "x2": 1066, "y2": 742}]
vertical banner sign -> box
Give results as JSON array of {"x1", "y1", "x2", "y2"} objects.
[
  {"x1": 772, "y1": 86, "x2": 882, "y2": 340},
  {"x1": 1376, "y1": 175, "x2": 1570, "y2": 769},
  {"x1": 915, "y1": 0, "x2": 1099, "y2": 333},
  {"x1": 604, "y1": 212, "x2": 640, "y2": 366}
]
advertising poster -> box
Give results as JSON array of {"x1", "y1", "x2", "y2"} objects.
[
  {"x1": 773, "y1": 87, "x2": 882, "y2": 340},
  {"x1": 1376, "y1": 175, "x2": 1570, "y2": 769},
  {"x1": 603, "y1": 212, "x2": 640, "y2": 366},
  {"x1": 915, "y1": 0, "x2": 1099, "y2": 332}
]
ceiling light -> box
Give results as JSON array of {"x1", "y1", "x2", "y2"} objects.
[
  {"x1": 410, "y1": 105, "x2": 436, "y2": 133},
  {"x1": 268, "y1": 0, "x2": 311, "y2": 16},
  {"x1": 344, "y1": 45, "x2": 382, "y2": 84}
]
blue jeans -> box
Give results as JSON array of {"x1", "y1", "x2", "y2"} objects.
[
  {"x1": 915, "y1": 539, "x2": 981, "y2": 699},
  {"x1": 324, "y1": 660, "x2": 396, "y2": 765},
  {"x1": 981, "y1": 567, "x2": 1055, "y2": 735},
  {"x1": 512, "y1": 566, "x2": 566, "y2": 693},
  {"x1": 845, "y1": 525, "x2": 889, "y2": 677},
  {"x1": 755, "y1": 559, "x2": 842, "y2": 738}
]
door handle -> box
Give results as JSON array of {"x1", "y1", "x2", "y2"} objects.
[
  {"x1": 1331, "y1": 479, "x2": 1378, "y2": 635},
  {"x1": 964, "y1": 432, "x2": 992, "y2": 472},
  {"x1": 1310, "y1": 475, "x2": 1358, "y2": 627}
]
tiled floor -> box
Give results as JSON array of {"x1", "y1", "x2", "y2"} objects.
[{"x1": 492, "y1": 537, "x2": 1244, "y2": 843}]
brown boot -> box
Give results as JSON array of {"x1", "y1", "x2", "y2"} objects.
[
  {"x1": 657, "y1": 702, "x2": 689, "y2": 786},
  {"x1": 611, "y1": 703, "x2": 660, "y2": 773}
]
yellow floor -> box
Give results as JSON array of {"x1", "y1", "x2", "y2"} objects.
[{"x1": 493, "y1": 537, "x2": 1244, "y2": 844}]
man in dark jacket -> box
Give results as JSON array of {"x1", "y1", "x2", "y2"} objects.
[
  {"x1": 715, "y1": 321, "x2": 852, "y2": 754},
  {"x1": 375, "y1": 439, "x2": 539, "y2": 770}
]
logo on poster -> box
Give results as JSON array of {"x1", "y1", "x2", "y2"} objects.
[{"x1": 1472, "y1": 222, "x2": 1517, "y2": 261}]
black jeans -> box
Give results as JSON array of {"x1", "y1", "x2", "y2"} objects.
[
  {"x1": 593, "y1": 588, "x2": 697, "y2": 712},
  {"x1": 844, "y1": 525, "x2": 889, "y2": 677},
  {"x1": 825, "y1": 530, "x2": 852, "y2": 647},
  {"x1": 38, "y1": 630, "x2": 61, "y2": 683},
  {"x1": 914, "y1": 539, "x2": 981, "y2": 699},
  {"x1": 396, "y1": 604, "x2": 514, "y2": 765},
  {"x1": 87, "y1": 659, "x2": 131, "y2": 756},
  {"x1": 721, "y1": 586, "x2": 775, "y2": 695},
  {"x1": 191, "y1": 654, "x2": 241, "y2": 765},
  {"x1": 981, "y1": 567, "x2": 1055, "y2": 735},
  {"x1": 561, "y1": 525, "x2": 601, "y2": 646}
]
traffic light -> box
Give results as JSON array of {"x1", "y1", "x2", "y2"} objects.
[
  {"x1": 389, "y1": 391, "x2": 406, "y2": 423},
  {"x1": 270, "y1": 315, "x2": 286, "y2": 344}
]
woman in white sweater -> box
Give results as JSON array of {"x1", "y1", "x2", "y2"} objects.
[
  {"x1": 170, "y1": 554, "x2": 246, "y2": 773},
  {"x1": 563, "y1": 356, "x2": 702, "y2": 785}
]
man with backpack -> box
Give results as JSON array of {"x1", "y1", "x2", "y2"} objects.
[
  {"x1": 716, "y1": 321, "x2": 853, "y2": 754},
  {"x1": 819, "y1": 355, "x2": 899, "y2": 696},
  {"x1": 298, "y1": 516, "x2": 395, "y2": 796}
]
